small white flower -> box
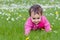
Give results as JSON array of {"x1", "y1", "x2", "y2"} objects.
[
  {"x1": 52, "y1": 22, "x2": 54, "y2": 25},
  {"x1": 56, "y1": 14, "x2": 59, "y2": 19},
  {"x1": 43, "y1": 9, "x2": 46, "y2": 11},
  {"x1": 45, "y1": 13, "x2": 48, "y2": 16},
  {"x1": 58, "y1": 18, "x2": 60, "y2": 20},
  {"x1": 50, "y1": 0, "x2": 54, "y2": 2},
  {"x1": 54, "y1": 7, "x2": 56, "y2": 10},
  {"x1": 7, "y1": 16, "x2": 10, "y2": 21},
  {"x1": 50, "y1": 13, "x2": 54, "y2": 16},
  {"x1": 5, "y1": 14, "x2": 8, "y2": 16},
  {"x1": 5, "y1": 13, "x2": 11, "y2": 16},
  {"x1": 53, "y1": 30, "x2": 58, "y2": 33},
  {"x1": 2, "y1": 13, "x2": 5, "y2": 15},
  {"x1": 16, "y1": 17, "x2": 19, "y2": 20},
  {"x1": 0, "y1": 12, "x2": 2, "y2": 14},
  {"x1": 11, "y1": 18, "x2": 15, "y2": 21}
]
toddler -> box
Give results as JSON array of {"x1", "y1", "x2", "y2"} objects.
[{"x1": 24, "y1": 4, "x2": 52, "y2": 36}]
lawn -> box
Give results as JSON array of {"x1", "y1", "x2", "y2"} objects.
[{"x1": 0, "y1": 0, "x2": 60, "y2": 40}]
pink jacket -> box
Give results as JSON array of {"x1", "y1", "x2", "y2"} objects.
[{"x1": 24, "y1": 16, "x2": 51, "y2": 35}]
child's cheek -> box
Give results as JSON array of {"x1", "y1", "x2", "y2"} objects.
[
  {"x1": 31, "y1": 18, "x2": 34, "y2": 22},
  {"x1": 39, "y1": 19, "x2": 41, "y2": 22}
]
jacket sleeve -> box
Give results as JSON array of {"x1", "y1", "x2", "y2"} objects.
[
  {"x1": 43, "y1": 16, "x2": 51, "y2": 32},
  {"x1": 24, "y1": 17, "x2": 32, "y2": 35}
]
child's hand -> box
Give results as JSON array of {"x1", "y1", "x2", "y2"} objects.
[{"x1": 26, "y1": 36, "x2": 29, "y2": 40}]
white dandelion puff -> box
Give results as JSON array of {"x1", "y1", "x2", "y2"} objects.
[{"x1": 0, "y1": 12, "x2": 2, "y2": 14}]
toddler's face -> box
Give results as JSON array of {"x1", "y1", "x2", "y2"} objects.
[{"x1": 31, "y1": 12, "x2": 41, "y2": 24}]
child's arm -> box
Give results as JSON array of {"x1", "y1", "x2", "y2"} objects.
[
  {"x1": 43, "y1": 16, "x2": 52, "y2": 32},
  {"x1": 25, "y1": 25, "x2": 31, "y2": 36},
  {"x1": 24, "y1": 17, "x2": 32, "y2": 36}
]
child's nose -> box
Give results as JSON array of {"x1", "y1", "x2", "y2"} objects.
[{"x1": 35, "y1": 20, "x2": 38, "y2": 22}]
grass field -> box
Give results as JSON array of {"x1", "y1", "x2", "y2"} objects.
[{"x1": 0, "y1": 0, "x2": 60, "y2": 40}]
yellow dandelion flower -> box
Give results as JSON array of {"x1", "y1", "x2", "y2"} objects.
[
  {"x1": 51, "y1": 25, "x2": 53, "y2": 28},
  {"x1": 23, "y1": 18, "x2": 26, "y2": 20},
  {"x1": 26, "y1": 37, "x2": 29, "y2": 40},
  {"x1": 19, "y1": 14, "x2": 22, "y2": 17},
  {"x1": 55, "y1": 11, "x2": 58, "y2": 15},
  {"x1": 41, "y1": 29, "x2": 44, "y2": 30}
]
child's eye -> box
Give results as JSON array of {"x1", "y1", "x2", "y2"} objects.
[
  {"x1": 37, "y1": 18, "x2": 40, "y2": 19},
  {"x1": 33, "y1": 18, "x2": 35, "y2": 19}
]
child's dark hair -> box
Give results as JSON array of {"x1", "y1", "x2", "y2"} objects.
[{"x1": 29, "y1": 4, "x2": 43, "y2": 16}]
